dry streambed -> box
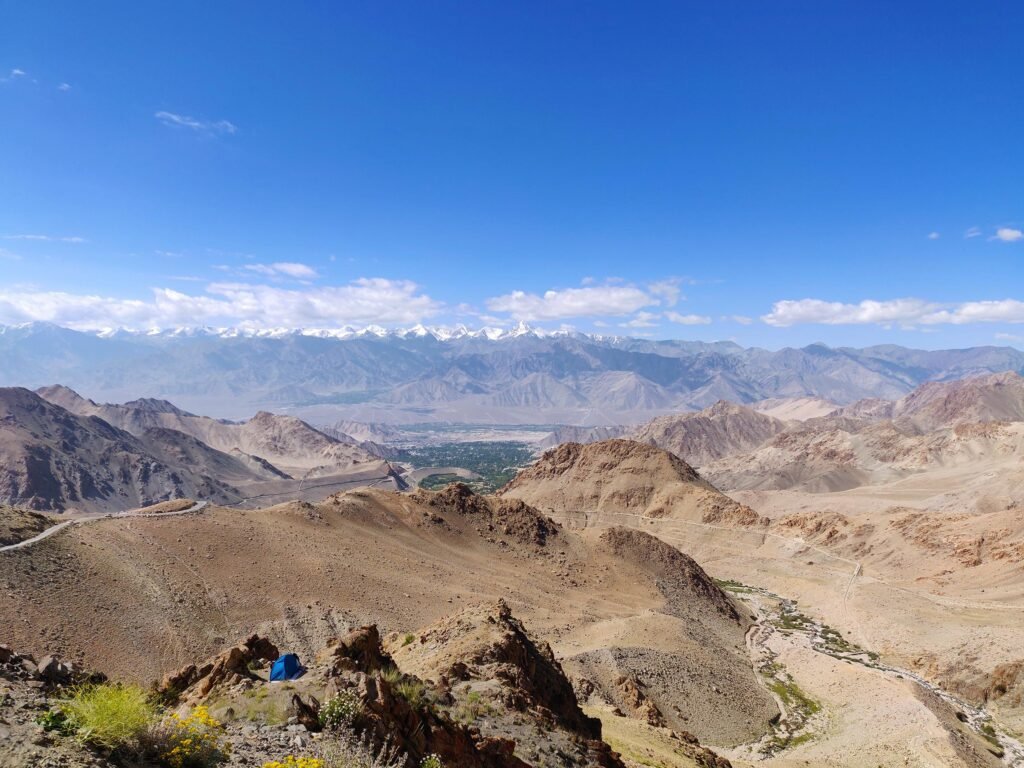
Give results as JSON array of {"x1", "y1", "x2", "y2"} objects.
[{"x1": 719, "y1": 579, "x2": 1023, "y2": 766}]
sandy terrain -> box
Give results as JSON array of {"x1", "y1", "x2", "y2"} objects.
[{"x1": 0, "y1": 483, "x2": 775, "y2": 755}]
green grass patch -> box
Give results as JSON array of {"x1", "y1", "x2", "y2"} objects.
[
  {"x1": 713, "y1": 578, "x2": 757, "y2": 594},
  {"x1": 61, "y1": 683, "x2": 156, "y2": 749},
  {"x1": 766, "y1": 677, "x2": 820, "y2": 718},
  {"x1": 454, "y1": 691, "x2": 493, "y2": 723}
]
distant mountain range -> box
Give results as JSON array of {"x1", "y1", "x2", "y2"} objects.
[
  {"x1": 1, "y1": 322, "x2": 1022, "y2": 424},
  {"x1": 0, "y1": 386, "x2": 391, "y2": 512},
  {"x1": 624, "y1": 371, "x2": 1024, "y2": 493}
]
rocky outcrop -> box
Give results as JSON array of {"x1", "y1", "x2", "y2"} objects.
[
  {"x1": 158, "y1": 634, "x2": 279, "y2": 703},
  {"x1": 391, "y1": 600, "x2": 625, "y2": 768},
  {"x1": 413, "y1": 483, "x2": 560, "y2": 547},
  {"x1": 318, "y1": 625, "x2": 394, "y2": 677},
  {"x1": 352, "y1": 668, "x2": 530, "y2": 768},
  {"x1": 506, "y1": 440, "x2": 705, "y2": 492},
  {"x1": 614, "y1": 673, "x2": 666, "y2": 727},
  {"x1": 0, "y1": 644, "x2": 87, "y2": 689}
]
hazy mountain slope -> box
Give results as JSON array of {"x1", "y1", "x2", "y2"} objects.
[
  {"x1": 0, "y1": 387, "x2": 251, "y2": 511},
  {"x1": 5, "y1": 323, "x2": 1023, "y2": 422},
  {"x1": 705, "y1": 419, "x2": 1024, "y2": 493},
  {"x1": 488, "y1": 372, "x2": 590, "y2": 408},
  {"x1": 631, "y1": 400, "x2": 789, "y2": 466},
  {"x1": 701, "y1": 373, "x2": 1024, "y2": 493},
  {"x1": 36, "y1": 384, "x2": 383, "y2": 477},
  {"x1": 535, "y1": 424, "x2": 631, "y2": 449},
  {"x1": 833, "y1": 371, "x2": 1024, "y2": 429},
  {"x1": 891, "y1": 371, "x2": 1024, "y2": 431},
  {"x1": 754, "y1": 396, "x2": 839, "y2": 421},
  {"x1": 576, "y1": 371, "x2": 676, "y2": 411}
]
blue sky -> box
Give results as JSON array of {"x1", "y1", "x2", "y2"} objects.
[{"x1": 1, "y1": 1, "x2": 1022, "y2": 349}]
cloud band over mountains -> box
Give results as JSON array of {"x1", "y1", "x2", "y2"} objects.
[
  {"x1": 0, "y1": 279, "x2": 441, "y2": 331},
  {"x1": 763, "y1": 298, "x2": 1024, "y2": 327},
  {"x1": 0, "y1": 276, "x2": 1021, "y2": 334}
]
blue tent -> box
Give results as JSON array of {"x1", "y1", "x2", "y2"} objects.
[{"x1": 269, "y1": 653, "x2": 303, "y2": 681}]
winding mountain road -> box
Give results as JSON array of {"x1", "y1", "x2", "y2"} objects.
[{"x1": 0, "y1": 500, "x2": 208, "y2": 553}]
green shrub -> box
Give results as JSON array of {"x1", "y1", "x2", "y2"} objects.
[
  {"x1": 402, "y1": 634, "x2": 415, "y2": 647},
  {"x1": 420, "y1": 753, "x2": 443, "y2": 768},
  {"x1": 36, "y1": 707, "x2": 74, "y2": 735},
  {"x1": 394, "y1": 679, "x2": 427, "y2": 709},
  {"x1": 454, "y1": 691, "x2": 491, "y2": 723},
  {"x1": 319, "y1": 690, "x2": 363, "y2": 730},
  {"x1": 380, "y1": 666, "x2": 402, "y2": 685},
  {"x1": 62, "y1": 683, "x2": 156, "y2": 749}
]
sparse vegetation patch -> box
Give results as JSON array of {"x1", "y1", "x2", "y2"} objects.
[{"x1": 61, "y1": 683, "x2": 156, "y2": 749}]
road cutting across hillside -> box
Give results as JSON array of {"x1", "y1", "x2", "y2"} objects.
[{"x1": 0, "y1": 500, "x2": 208, "y2": 553}]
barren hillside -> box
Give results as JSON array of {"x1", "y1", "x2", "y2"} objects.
[
  {"x1": 631, "y1": 401, "x2": 788, "y2": 466},
  {"x1": 37, "y1": 384, "x2": 383, "y2": 477},
  {"x1": 0, "y1": 481, "x2": 776, "y2": 751},
  {"x1": 501, "y1": 439, "x2": 766, "y2": 526},
  {"x1": 0, "y1": 387, "x2": 254, "y2": 512}
]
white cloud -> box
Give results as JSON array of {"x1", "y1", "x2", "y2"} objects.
[
  {"x1": 487, "y1": 284, "x2": 655, "y2": 320},
  {"x1": 995, "y1": 332, "x2": 1024, "y2": 343},
  {"x1": 965, "y1": 226, "x2": 982, "y2": 239},
  {"x1": 620, "y1": 311, "x2": 660, "y2": 328},
  {"x1": 728, "y1": 315, "x2": 753, "y2": 325},
  {"x1": 762, "y1": 298, "x2": 1024, "y2": 327},
  {"x1": 922, "y1": 300, "x2": 1024, "y2": 324},
  {"x1": 58, "y1": 82, "x2": 71, "y2": 91},
  {"x1": 486, "y1": 279, "x2": 684, "y2": 321},
  {"x1": 647, "y1": 278, "x2": 683, "y2": 307},
  {"x1": 992, "y1": 227, "x2": 1023, "y2": 243},
  {"x1": 1, "y1": 68, "x2": 26, "y2": 82},
  {"x1": 0, "y1": 278, "x2": 442, "y2": 331},
  {"x1": 4, "y1": 234, "x2": 86, "y2": 243},
  {"x1": 155, "y1": 111, "x2": 237, "y2": 135},
  {"x1": 927, "y1": 232, "x2": 940, "y2": 240},
  {"x1": 665, "y1": 311, "x2": 711, "y2": 325},
  {"x1": 0, "y1": 248, "x2": 20, "y2": 261},
  {"x1": 243, "y1": 262, "x2": 318, "y2": 279}
]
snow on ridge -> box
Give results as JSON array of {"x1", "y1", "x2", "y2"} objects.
[{"x1": 0, "y1": 320, "x2": 595, "y2": 342}]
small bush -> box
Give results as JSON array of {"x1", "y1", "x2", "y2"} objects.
[
  {"x1": 263, "y1": 758, "x2": 323, "y2": 768},
  {"x1": 394, "y1": 679, "x2": 427, "y2": 709},
  {"x1": 380, "y1": 666, "x2": 403, "y2": 685},
  {"x1": 320, "y1": 690, "x2": 363, "y2": 730},
  {"x1": 62, "y1": 683, "x2": 155, "y2": 749},
  {"x1": 152, "y1": 705, "x2": 230, "y2": 767},
  {"x1": 420, "y1": 754, "x2": 444, "y2": 768},
  {"x1": 454, "y1": 691, "x2": 491, "y2": 723},
  {"x1": 317, "y1": 732, "x2": 405, "y2": 768},
  {"x1": 36, "y1": 707, "x2": 74, "y2": 735},
  {"x1": 402, "y1": 634, "x2": 415, "y2": 647}
]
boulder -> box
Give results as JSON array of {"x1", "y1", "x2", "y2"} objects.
[
  {"x1": 158, "y1": 634, "x2": 279, "y2": 704},
  {"x1": 318, "y1": 625, "x2": 393, "y2": 676},
  {"x1": 35, "y1": 655, "x2": 72, "y2": 685}
]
